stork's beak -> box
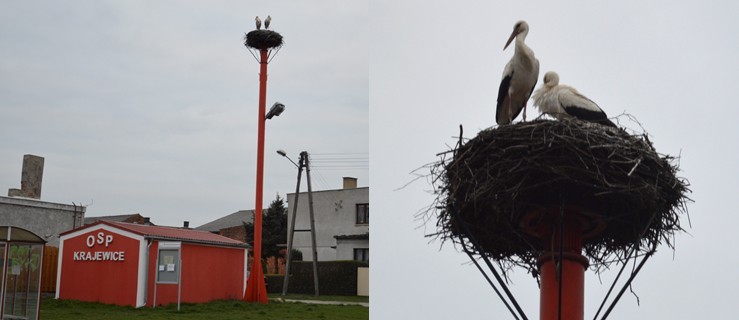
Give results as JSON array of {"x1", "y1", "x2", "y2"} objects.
[{"x1": 504, "y1": 28, "x2": 519, "y2": 50}]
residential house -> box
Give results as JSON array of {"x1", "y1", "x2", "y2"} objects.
[{"x1": 287, "y1": 177, "x2": 369, "y2": 263}]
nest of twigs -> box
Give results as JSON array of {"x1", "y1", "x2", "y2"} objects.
[
  {"x1": 244, "y1": 30, "x2": 283, "y2": 50},
  {"x1": 428, "y1": 119, "x2": 691, "y2": 275}
]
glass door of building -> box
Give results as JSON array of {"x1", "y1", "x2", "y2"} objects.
[{"x1": 3, "y1": 243, "x2": 43, "y2": 320}]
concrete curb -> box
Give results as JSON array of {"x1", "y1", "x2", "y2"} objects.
[{"x1": 276, "y1": 298, "x2": 369, "y2": 307}]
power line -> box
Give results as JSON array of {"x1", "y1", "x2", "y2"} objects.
[
  {"x1": 311, "y1": 152, "x2": 369, "y2": 157},
  {"x1": 310, "y1": 158, "x2": 368, "y2": 162},
  {"x1": 311, "y1": 166, "x2": 369, "y2": 168}
]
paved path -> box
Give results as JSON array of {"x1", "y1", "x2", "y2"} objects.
[{"x1": 280, "y1": 299, "x2": 369, "y2": 307}]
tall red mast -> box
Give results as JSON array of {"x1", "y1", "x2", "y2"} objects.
[
  {"x1": 244, "y1": 48, "x2": 270, "y2": 304},
  {"x1": 243, "y1": 22, "x2": 283, "y2": 304}
]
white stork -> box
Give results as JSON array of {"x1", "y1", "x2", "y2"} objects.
[
  {"x1": 265, "y1": 15, "x2": 272, "y2": 29},
  {"x1": 255, "y1": 16, "x2": 262, "y2": 30},
  {"x1": 532, "y1": 71, "x2": 616, "y2": 127},
  {"x1": 496, "y1": 20, "x2": 539, "y2": 125}
]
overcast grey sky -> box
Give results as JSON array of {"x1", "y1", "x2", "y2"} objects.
[
  {"x1": 3, "y1": 1, "x2": 739, "y2": 318},
  {"x1": 372, "y1": 1, "x2": 738, "y2": 319},
  {"x1": 0, "y1": 1, "x2": 368, "y2": 228}
]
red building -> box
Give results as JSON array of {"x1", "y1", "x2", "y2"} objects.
[{"x1": 55, "y1": 221, "x2": 248, "y2": 307}]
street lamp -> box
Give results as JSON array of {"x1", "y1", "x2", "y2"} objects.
[
  {"x1": 277, "y1": 149, "x2": 299, "y2": 168},
  {"x1": 266, "y1": 102, "x2": 285, "y2": 120}
]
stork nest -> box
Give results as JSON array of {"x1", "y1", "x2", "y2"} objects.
[
  {"x1": 244, "y1": 30, "x2": 283, "y2": 50},
  {"x1": 427, "y1": 119, "x2": 691, "y2": 275}
]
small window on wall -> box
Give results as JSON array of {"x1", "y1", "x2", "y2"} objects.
[
  {"x1": 354, "y1": 248, "x2": 369, "y2": 263},
  {"x1": 356, "y1": 203, "x2": 369, "y2": 225}
]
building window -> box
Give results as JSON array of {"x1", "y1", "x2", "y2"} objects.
[
  {"x1": 354, "y1": 248, "x2": 369, "y2": 262},
  {"x1": 356, "y1": 203, "x2": 369, "y2": 225}
]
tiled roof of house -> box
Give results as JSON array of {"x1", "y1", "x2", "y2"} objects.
[
  {"x1": 63, "y1": 221, "x2": 248, "y2": 248},
  {"x1": 195, "y1": 210, "x2": 255, "y2": 232}
]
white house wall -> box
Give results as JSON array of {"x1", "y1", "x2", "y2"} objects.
[
  {"x1": 287, "y1": 187, "x2": 369, "y2": 261},
  {"x1": 336, "y1": 238, "x2": 369, "y2": 261}
]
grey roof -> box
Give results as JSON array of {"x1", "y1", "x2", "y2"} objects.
[
  {"x1": 334, "y1": 233, "x2": 369, "y2": 240},
  {"x1": 196, "y1": 210, "x2": 255, "y2": 232},
  {"x1": 84, "y1": 214, "x2": 143, "y2": 225},
  {"x1": 287, "y1": 186, "x2": 369, "y2": 197}
]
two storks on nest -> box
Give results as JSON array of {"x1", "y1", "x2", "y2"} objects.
[{"x1": 497, "y1": 21, "x2": 616, "y2": 127}]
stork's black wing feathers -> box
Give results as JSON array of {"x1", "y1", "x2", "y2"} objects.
[
  {"x1": 562, "y1": 105, "x2": 616, "y2": 127},
  {"x1": 496, "y1": 72, "x2": 513, "y2": 124},
  {"x1": 558, "y1": 89, "x2": 616, "y2": 127}
]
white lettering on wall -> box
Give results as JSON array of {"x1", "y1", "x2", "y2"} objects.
[
  {"x1": 86, "y1": 232, "x2": 115, "y2": 248},
  {"x1": 77, "y1": 231, "x2": 123, "y2": 261},
  {"x1": 73, "y1": 251, "x2": 126, "y2": 261}
]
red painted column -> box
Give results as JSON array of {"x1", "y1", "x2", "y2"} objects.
[
  {"x1": 244, "y1": 48, "x2": 269, "y2": 303},
  {"x1": 538, "y1": 221, "x2": 588, "y2": 320}
]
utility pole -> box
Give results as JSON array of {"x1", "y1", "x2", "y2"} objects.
[
  {"x1": 282, "y1": 151, "x2": 320, "y2": 296},
  {"x1": 303, "y1": 151, "x2": 320, "y2": 296},
  {"x1": 282, "y1": 154, "x2": 303, "y2": 296}
]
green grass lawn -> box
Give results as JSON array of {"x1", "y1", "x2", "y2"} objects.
[{"x1": 42, "y1": 298, "x2": 368, "y2": 320}]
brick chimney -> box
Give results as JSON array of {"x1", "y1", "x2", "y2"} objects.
[
  {"x1": 343, "y1": 177, "x2": 357, "y2": 189},
  {"x1": 8, "y1": 154, "x2": 44, "y2": 199},
  {"x1": 183, "y1": 221, "x2": 190, "y2": 229}
]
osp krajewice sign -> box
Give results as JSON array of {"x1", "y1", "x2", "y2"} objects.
[{"x1": 73, "y1": 231, "x2": 126, "y2": 262}]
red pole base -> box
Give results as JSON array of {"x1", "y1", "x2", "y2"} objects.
[{"x1": 244, "y1": 262, "x2": 268, "y2": 303}]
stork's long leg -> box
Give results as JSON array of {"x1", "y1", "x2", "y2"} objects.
[{"x1": 522, "y1": 101, "x2": 527, "y2": 121}]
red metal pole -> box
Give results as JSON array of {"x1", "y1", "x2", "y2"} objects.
[
  {"x1": 538, "y1": 220, "x2": 588, "y2": 320},
  {"x1": 244, "y1": 48, "x2": 269, "y2": 303}
]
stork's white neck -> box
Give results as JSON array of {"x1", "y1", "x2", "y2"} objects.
[
  {"x1": 514, "y1": 37, "x2": 535, "y2": 67},
  {"x1": 515, "y1": 29, "x2": 530, "y2": 52}
]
